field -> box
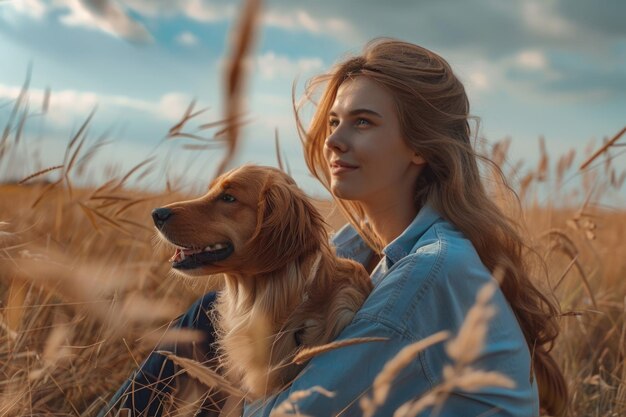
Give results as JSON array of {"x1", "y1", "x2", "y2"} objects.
[{"x1": 0, "y1": 124, "x2": 625, "y2": 416}]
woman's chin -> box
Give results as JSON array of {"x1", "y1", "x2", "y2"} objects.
[{"x1": 331, "y1": 183, "x2": 361, "y2": 201}]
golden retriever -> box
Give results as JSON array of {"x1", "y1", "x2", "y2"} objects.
[{"x1": 152, "y1": 164, "x2": 372, "y2": 409}]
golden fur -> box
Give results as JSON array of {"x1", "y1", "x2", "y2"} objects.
[{"x1": 155, "y1": 164, "x2": 372, "y2": 401}]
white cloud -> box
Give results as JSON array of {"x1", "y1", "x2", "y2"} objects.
[
  {"x1": 1, "y1": 0, "x2": 152, "y2": 42},
  {"x1": 0, "y1": 84, "x2": 98, "y2": 125},
  {"x1": 453, "y1": 56, "x2": 502, "y2": 98},
  {"x1": 122, "y1": 0, "x2": 234, "y2": 21},
  {"x1": 156, "y1": 92, "x2": 197, "y2": 121},
  {"x1": 182, "y1": 0, "x2": 234, "y2": 22},
  {"x1": 468, "y1": 71, "x2": 490, "y2": 92},
  {"x1": 176, "y1": 31, "x2": 198, "y2": 46},
  {"x1": 2, "y1": 0, "x2": 353, "y2": 40},
  {"x1": 0, "y1": 84, "x2": 194, "y2": 125},
  {"x1": 127, "y1": 2, "x2": 353, "y2": 37},
  {"x1": 263, "y1": 8, "x2": 355, "y2": 38},
  {"x1": 256, "y1": 52, "x2": 324, "y2": 80},
  {"x1": 57, "y1": 0, "x2": 152, "y2": 42},
  {"x1": 5, "y1": 0, "x2": 49, "y2": 19},
  {"x1": 516, "y1": 50, "x2": 547, "y2": 70},
  {"x1": 521, "y1": 1, "x2": 577, "y2": 40}
]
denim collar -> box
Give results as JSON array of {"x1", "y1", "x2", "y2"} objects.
[
  {"x1": 332, "y1": 202, "x2": 442, "y2": 269},
  {"x1": 381, "y1": 202, "x2": 442, "y2": 267}
]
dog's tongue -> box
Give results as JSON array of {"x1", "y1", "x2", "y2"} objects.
[{"x1": 169, "y1": 248, "x2": 182, "y2": 262}]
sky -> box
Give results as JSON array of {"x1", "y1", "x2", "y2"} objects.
[{"x1": 1, "y1": 0, "x2": 625, "y2": 202}]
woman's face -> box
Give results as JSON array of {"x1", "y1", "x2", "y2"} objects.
[{"x1": 324, "y1": 76, "x2": 425, "y2": 204}]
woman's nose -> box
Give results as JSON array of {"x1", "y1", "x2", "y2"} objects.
[{"x1": 324, "y1": 128, "x2": 349, "y2": 153}]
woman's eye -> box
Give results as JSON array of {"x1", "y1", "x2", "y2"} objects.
[
  {"x1": 220, "y1": 193, "x2": 236, "y2": 203},
  {"x1": 355, "y1": 118, "x2": 370, "y2": 127},
  {"x1": 328, "y1": 119, "x2": 339, "y2": 129}
]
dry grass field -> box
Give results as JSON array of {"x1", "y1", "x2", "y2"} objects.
[{"x1": 0, "y1": 125, "x2": 625, "y2": 416}]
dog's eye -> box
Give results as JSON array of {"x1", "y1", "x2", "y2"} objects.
[{"x1": 220, "y1": 193, "x2": 236, "y2": 203}]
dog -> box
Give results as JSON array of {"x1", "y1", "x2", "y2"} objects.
[{"x1": 152, "y1": 164, "x2": 373, "y2": 411}]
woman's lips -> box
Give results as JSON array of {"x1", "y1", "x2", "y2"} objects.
[{"x1": 330, "y1": 165, "x2": 358, "y2": 175}]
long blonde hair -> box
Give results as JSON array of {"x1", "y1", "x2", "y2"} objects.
[{"x1": 295, "y1": 37, "x2": 568, "y2": 416}]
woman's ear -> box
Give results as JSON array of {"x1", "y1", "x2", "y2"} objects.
[{"x1": 411, "y1": 152, "x2": 427, "y2": 166}]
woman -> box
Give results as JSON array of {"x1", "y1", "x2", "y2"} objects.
[
  {"x1": 102, "y1": 38, "x2": 567, "y2": 417},
  {"x1": 247, "y1": 37, "x2": 568, "y2": 416}
]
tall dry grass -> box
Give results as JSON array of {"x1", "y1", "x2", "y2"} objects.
[{"x1": 1, "y1": 95, "x2": 625, "y2": 415}]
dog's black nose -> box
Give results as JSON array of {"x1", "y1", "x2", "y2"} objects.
[{"x1": 152, "y1": 208, "x2": 172, "y2": 229}]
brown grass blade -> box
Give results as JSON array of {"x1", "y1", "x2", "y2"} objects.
[
  {"x1": 215, "y1": 0, "x2": 263, "y2": 178},
  {"x1": 170, "y1": 132, "x2": 212, "y2": 142},
  {"x1": 554, "y1": 254, "x2": 579, "y2": 290},
  {"x1": 275, "y1": 127, "x2": 284, "y2": 172},
  {"x1": 293, "y1": 337, "x2": 388, "y2": 365},
  {"x1": 75, "y1": 132, "x2": 113, "y2": 174},
  {"x1": 1, "y1": 63, "x2": 30, "y2": 146},
  {"x1": 31, "y1": 178, "x2": 63, "y2": 208},
  {"x1": 80, "y1": 203, "x2": 132, "y2": 236},
  {"x1": 65, "y1": 129, "x2": 89, "y2": 174},
  {"x1": 211, "y1": 117, "x2": 253, "y2": 140},
  {"x1": 90, "y1": 178, "x2": 117, "y2": 198},
  {"x1": 197, "y1": 117, "x2": 234, "y2": 131},
  {"x1": 537, "y1": 136, "x2": 548, "y2": 182},
  {"x1": 362, "y1": 331, "x2": 450, "y2": 416},
  {"x1": 168, "y1": 98, "x2": 196, "y2": 137},
  {"x1": 167, "y1": 99, "x2": 209, "y2": 138},
  {"x1": 541, "y1": 229, "x2": 598, "y2": 309},
  {"x1": 271, "y1": 386, "x2": 334, "y2": 416},
  {"x1": 65, "y1": 107, "x2": 96, "y2": 162},
  {"x1": 161, "y1": 352, "x2": 246, "y2": 398},
  {"x1": 580, "y1": 126, "x2": 626, "y2": 170},
  {"x1": 19, "y1": 165, "x2": 64, "y2": 184},
  {"x1": 14, "y1": 102, "x2": 29, "y2": 145},
  {"x1": 63, "y1": 111, "x2": 95, "y2": 199},
  {"x1": 117, "y1": 218, "x2": 153, "y2": 233},
  {"x1": 89, "y1": 195, "x2": 133, "y2": 202},
  {"x1": 284, "y1": 156, "x2": 292, "y2": 177},
  {"x1": 95, "y1": 199, "x2": 121, "y2": 210},
  {"x1": 5, "y1": 278, "x2": 28, "y2": 332},
  {"x1": 114, "y1": 195, "x2": 165, "y2": 216},
  {"x1": 42, "y1": 86, "x2": 50, "y2": 113},
  {"x1": 77, "y1": 202, "x2": 101, "y2": 233}
]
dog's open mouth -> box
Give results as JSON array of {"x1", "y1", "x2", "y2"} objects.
[{"x1": 169, "y1": 242, "x2": 234, "y2": 269}]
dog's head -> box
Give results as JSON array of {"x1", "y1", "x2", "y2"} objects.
[{"x1": 152, "y1": 164, "x2": 327, "y2": 277}]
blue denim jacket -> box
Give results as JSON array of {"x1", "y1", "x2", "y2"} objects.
[{"x1": 244, "y1": 203, "x2": 539, "y2": 417}]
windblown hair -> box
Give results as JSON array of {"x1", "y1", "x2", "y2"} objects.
[{"x1": 295, "y1": 38, "x2": 568, "y2": 416}]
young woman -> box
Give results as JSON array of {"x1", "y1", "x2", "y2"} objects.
[{"x1": 101, "y1": 38, "x2": 567, "y2": 417}]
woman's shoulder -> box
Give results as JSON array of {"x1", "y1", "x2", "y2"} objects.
[
  {"x1": 330, "y1": 222, "x2": 373, "y2": 267},
  {"x1": 329, "y1": 222, "x2": 360, "y2": 248},
  {"x1": 356, "y1": 219, "x2": 497, "y2": 338},
  {"x1": 356, "y1": 219, "x2": 537, "y2": 412}
]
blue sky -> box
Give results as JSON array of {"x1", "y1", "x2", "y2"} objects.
[{"x1": 1, "y1": 0, "x2": 625, "y2": 203}]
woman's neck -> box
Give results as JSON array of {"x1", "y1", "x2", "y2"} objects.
[
  {"x1": 362, "y1": 198, "x2": 419, "y2": 248},
  {"x1": 357, "y1": 163, "x2": 424, "y2": 248}
]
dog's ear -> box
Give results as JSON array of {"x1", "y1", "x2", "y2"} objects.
[{"x1": 246, "y1": 178, "x2": 326, "y2": 274}]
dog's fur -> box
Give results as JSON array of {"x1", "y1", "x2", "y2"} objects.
[{"x1": 154, "y1": 165, "x2": 372, "y2": 404}]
